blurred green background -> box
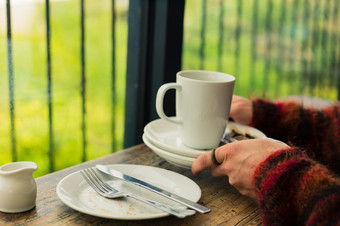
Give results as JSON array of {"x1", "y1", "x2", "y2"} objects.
[
  {"x1": 0, "y1": 0, "x2": 128, "y2": 176},
  {"x1": 0, "y1": 0, "x2": 339, "y2": 177}
]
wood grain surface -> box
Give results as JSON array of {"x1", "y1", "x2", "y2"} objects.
[{"x1": 0, "y1": 144, "x2": 261, "y2": 226}]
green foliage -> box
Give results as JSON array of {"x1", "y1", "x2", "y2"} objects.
[
  {"x1": 182, "y1": 0, "x2": 339, "y2": 100},
  {"x1": 0, "y1": 0, "x2": 128, "y2": 177}
]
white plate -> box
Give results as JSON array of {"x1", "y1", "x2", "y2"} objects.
[
  {"x1": 143, "y1": 134, "x2": 196, "y2": 169},
  {"x1": 56, "y1": 164, "x2": 201, "y2": 220},
  {"x1": 144, "y1": 119, "x2": 267, "y2": 158}
]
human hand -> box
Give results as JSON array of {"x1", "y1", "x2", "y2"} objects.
[
  {"x1": 229, "y1": 95, "x2": 253, "y2": 125},
  {"x1": 192, "y1": 138, "x2": 290, "y2": 199}
]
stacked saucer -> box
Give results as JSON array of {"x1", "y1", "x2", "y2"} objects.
[{"x1": 142, "y1": 118, "x2": 266, "y2": 169}]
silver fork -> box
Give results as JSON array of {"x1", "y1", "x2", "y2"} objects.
[{"x1": 80, "y1": 167, "x2": 196, "y2": 218}]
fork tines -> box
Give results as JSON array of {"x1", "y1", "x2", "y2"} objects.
[{"x1": 80, "y1": 167, "x2": 112, "y2": 195}]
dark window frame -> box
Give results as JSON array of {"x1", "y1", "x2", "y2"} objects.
[{"x1": 124, "y1": 0, "x2": 185, "y2": 148}]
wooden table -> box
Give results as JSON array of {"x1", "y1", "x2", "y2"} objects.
[{"x1": 0, "y1": 144, "x2": 261, "y2": 225}]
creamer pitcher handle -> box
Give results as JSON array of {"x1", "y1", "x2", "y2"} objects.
[{"x1": 156, "y1": 83, "x2": 182, "y2": 124}]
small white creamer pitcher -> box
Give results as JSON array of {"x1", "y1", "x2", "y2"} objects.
[{"x1": 0, "y1": 161, "x2": 37, "y2": 213}]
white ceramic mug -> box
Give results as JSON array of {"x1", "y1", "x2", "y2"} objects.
[{"x1": 156, "y1": 70, "x2": 235, "y2": 149}]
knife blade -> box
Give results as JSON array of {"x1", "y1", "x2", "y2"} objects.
[{"x1": 96, "y1": 164, "x2": 210, "y2": 213}]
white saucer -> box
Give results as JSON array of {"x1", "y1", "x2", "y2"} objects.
[
  {"x1": 142, "y1": 134, "x2": 195, "y2": 169},
  {"x1": 144, "y1": 118, "x2": 267, "y2": 158}
]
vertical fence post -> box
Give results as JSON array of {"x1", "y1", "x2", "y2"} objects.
[
  {"x1": 45, "y1": 0, "x2": 54, "y2": 172},
  {"x1": 309, "y1": 0, "x2": 321, "y2": 95},
  {"x1": 111, "y1": 0, "x2": 117, "y2": 153},
  {"x1": 321, "y1": 0, "x2": 331, "y2": 93},
  {"x1": 217, "y1": 0, "x2": 224, "y2": 72},
  {"x1": 332, "y1": 0, "x2": 340, "y2": 99},
  {"x1": 275, "y1": 0, "x2": 287, "y2": 96},
  {"x1": 234, "y1": 0, "x2": 242, "y2": 86},
  {"x1": 301, "y1": 0, "x2": 311, "y2": 94},
  {"x1": 287, "y1": 0, "x2": 299, "y2": 94},
  {"x1": 6, "y1": 0, "x2": 17, "y2": 162},
  {"x1": 314, "y1": 0, "x2": 324, "y2": 96},
  {"x1": 80, "y1": 0, "x2": 87, "y2": 161},
  {"x1": 199, "y1": 0, "x2": 207, "y2": 70},
  {"x1": 263, "y1": 0, "x2": 273, "y2": 92},
  {"x1": 250, "y1": 0, "x2": 259, "y2": 93}
]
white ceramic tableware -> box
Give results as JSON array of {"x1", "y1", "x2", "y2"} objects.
[
  {"x1": 57, "y1": 164, "x2": 201, "y2": 220},
  {"x1": 156, "y1": 70, "x2": 235, "y2": 149},
  {"x1": 142, "y1": 134, "x2": 196, "y2": 169},
  {"x1": 0, "y1": 161, "x2": 37, "y2": 213},
  {"x1": 144, "y1": 118, "x2": 267, "y2": 158}
]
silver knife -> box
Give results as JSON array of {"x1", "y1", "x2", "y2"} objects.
[{"x1": 96, "y1": 164, "x2": 210, "y2": 213}]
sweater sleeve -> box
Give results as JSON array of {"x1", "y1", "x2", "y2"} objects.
[
  {"x1": 250, "y1": 99, "x2": 340, "y2": 174},
  {"x1": 254, "y1": 148, "x2": 340, "y2": 225}
]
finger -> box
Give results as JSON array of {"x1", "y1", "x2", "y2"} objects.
[
  {"x1": 208, "y1": 146, "x2": 231, "y2": 177},
  {"x1": 192, "y1": 150, "x2": 216, "y2": 175},
  {"x1": 211, "y1": 148, "x2": 222, "y2": 165},
  {"x1": 191, "y1": 149, "x2": 222, "y2": 175},
  {"x1": 212, "y1": 147, "x2": 224, "y2": 165}
]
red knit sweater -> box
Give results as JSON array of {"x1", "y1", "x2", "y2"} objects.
[{"x1": 250, "y1": 99, "x2": 340, "y2": 225}]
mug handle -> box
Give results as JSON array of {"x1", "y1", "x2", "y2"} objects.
[{"x1": 156, "y1": 83, "x2": 182, "y2": 124}]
